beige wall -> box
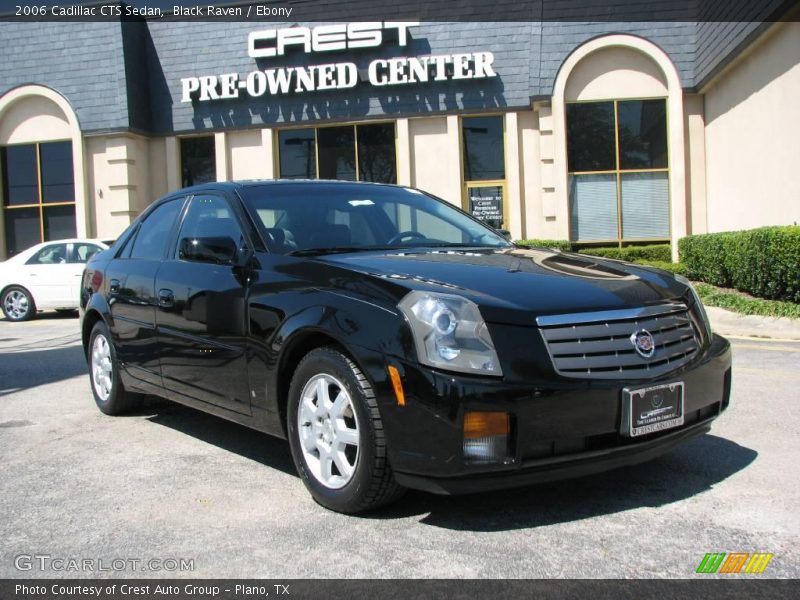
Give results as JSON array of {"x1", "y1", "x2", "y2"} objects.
[
  {"x1": 528, "y1": 102, "x2": 565, "y2": 240},
  {"x1": 564, "y1": 45, "x2": 668, "y2": 101},
  {"x1": 519, "y1": 110, "x2": 542, "y2": 239},
  {"x1": 228, "y1": 129, "x2": 270, "y2": 180},
  {"x1": 408, "y1": 116, "x2": 462, "y2": 206},
  {"x1": 148, "y1": 137, "x2": 168, "y2": 201},
  {"x1": 683, "y1": 94, "x2": 707, "y2": 234},
  {"x1": 503, "y1": 112, "x2": 523, "y2": 239},
  {"x1": 0, "y1": 96, "x2": 72, "y2": 144},
  {"x1": 86, "y1": 134, "x2": 152, "y2": 239},
  {"x1": 704, "y1": 22, "x2": 800, "y2": 232}
]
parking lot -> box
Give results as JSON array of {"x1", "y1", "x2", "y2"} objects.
[{"x1": 1, "y1": 312, "x2": 798, "y2": 578}]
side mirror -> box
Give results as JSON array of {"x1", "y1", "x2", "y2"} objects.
[
  {"x1": 497, "y1": 229, "x2": 512, "y2": 241},
  {"x1": 179, "y1": 236, "x2": 238, "y2": 265}
]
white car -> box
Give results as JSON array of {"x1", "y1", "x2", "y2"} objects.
[{"x1": 1, "y1": 239, "x2": 110, "y2": 321}]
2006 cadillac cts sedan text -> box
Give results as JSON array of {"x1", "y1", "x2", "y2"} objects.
[{"x1": 79, "y1": 180, "x2": 732, "y2": 513}]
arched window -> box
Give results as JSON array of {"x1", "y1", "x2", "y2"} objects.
[
  {"x1": 0, "y1": 86, "x2": 86, "y2": 258},
  {"x1": 567, "y1": 97, "x2": 669, "y2": 243},
  {"x1": 552, "y1": 36, "x2": 686, "y2": 253}
]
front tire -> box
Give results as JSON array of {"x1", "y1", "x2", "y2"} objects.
[
  {"x1": 88, "y1": 321, "x2": 143, "y2": 415},
  {"x1": 2, "y1": 286, "x2": 36, "y2": 321},
  {"x1": 287, "y1": 347, "x2": 404, "y2": 513}
]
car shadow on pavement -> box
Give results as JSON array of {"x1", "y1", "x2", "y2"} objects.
[
  {"x1": 138, "y1": 400, "x2": 756, "y2": 529},
  {"x1": 142, "y1": 399, "x2": 297, "y2": 476},
  {"x1": 0, "y1": 310, "x2": 78, "y2": 323},
  {"x1": 0, "y1": 344, "x2": 87, "y2": 395},
  {"x1": 364, "y1": 434, "x2": 757, "y2": 530}
]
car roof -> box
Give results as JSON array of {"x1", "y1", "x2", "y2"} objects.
[
  {"x1": 2, "y1": 238, "x2": 108, "y2": 263},
  {"x1": 30, "y1": 238, "x2": 109, "y2": 246},
  {"x1": 177, "y1": 179, "x2": 404, "y2": 195}
]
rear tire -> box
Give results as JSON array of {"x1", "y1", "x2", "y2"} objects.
[
  {"x1": 88, "y1": 321, "x2": 143, "y2": 415},
  {"x1": 287, "y1": 347, "x2": 404, "y2": 513},
  {"x1": 2, "y1": 286, "x2": 36, "y2": 321}
]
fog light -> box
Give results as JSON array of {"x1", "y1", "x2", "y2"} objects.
[{"x1": 463, "y1": 411, "x2": 510, "y2": 462}]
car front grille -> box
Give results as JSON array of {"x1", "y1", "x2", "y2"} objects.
[{"x1": 537, "y1": 303, "x2": 699, "y2": 379}]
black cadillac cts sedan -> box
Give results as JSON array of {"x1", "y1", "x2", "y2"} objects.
[{"x1": 80, "y1": 180, "x2": 731, "y2": 513}]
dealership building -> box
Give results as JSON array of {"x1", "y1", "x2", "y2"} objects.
[{"x1": 0, "y1": 2, "x2": 798, "y2": 260}]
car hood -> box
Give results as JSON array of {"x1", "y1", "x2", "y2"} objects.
[{"x1": 318, "y1": 246, "x2": 689, "y2": 325}]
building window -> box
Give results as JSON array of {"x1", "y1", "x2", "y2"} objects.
[
  {"x1": 462, "y1": 116, "x2": 506, "y2": 229},
  {"x1": 1, "y1": 141, "x2": 76, "y2": 256},
  {"x1": 318, "y1": 126, "x2": 356, "y2": 181},
  {"x1": 567, "y1": 99, "x2": 669, "y2": 244},
  {"x1": 180, "y1": 136, "x2": 216, "y2": 187},
  {"x1": 277, "y1": 123, "x2": 396, "y2": 184},
  {"x1": 279, "y1": 129, "x2": 316, "y2": 179}
]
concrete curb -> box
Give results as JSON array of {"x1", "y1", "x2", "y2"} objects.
[{"x1": 706, "y1": 306, "x2": 800, "y2": 341}]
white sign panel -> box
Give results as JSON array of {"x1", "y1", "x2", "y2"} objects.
[{"x1": 180, "y1": 22, "x2": 498, "y2": 102}]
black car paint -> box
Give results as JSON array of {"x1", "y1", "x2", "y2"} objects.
[{"x1": 80, "y1": 181, "x2": 731, "y2": 493}]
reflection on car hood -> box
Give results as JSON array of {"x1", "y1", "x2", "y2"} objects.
[{"x1": 319, "y1": 246, "x2": 688, "y2": 325}]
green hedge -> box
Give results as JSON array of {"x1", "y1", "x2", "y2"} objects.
[
  {"x1": 515, "y1": 239, "x2": 573, "y2": 251},
  {"x1": 679, "y1": 226, "x2": 800, "y2": 303},
  {"x1": 578, "y1": 244, "x2": 672, "y2": 262},
  {"x1": 694, "y1": 282, "x2": 800, "y2": 319},
  {"x1": 632, "y1": 260, "x2": 689, "y2": 276}
]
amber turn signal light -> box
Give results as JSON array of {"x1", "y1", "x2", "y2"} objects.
[
  {"x1": 387, "y1": 365, "x2": 405, "y2": 406},
  {"x1": 463, "y1": 411, "x2": 511, "y2": 462},
  {"x1": 463, "y1": 411, "x2": 509, "y2": 439}
]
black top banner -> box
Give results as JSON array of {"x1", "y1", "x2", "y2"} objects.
[{"x1": 1, "y1": 0, "x2": 799, "y2": 22}]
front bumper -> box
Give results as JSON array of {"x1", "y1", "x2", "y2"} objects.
[
  {"x1": 373, "y1": 333, "x2": 732, "y2": 495},
  {"x1": 394, "y1": 416, "x2": 713, "y2": 494}
]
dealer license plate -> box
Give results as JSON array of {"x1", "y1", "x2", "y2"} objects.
[{"x1": 622, "y1": 382, "x2": 684, "y2": 437}]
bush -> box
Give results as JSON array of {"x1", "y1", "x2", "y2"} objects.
[
  {"x1": 679, "y1": 226, "x2": 800, "y2": 303},
  {"x1": 694, "y1": 283, "x2": 800, "y2": 319},
  {"x1": 632, "y1": 260, "x2": 689, "y2": 276},
  {"x1": 578, "y1": 244, "x2": 672, "y2": 263},
  {"x1": 678, "y1": 233, "x2": 732, "y2": 287},
  {"x1": 515, "y1": 239, "x2": 572, "y2": 251}
]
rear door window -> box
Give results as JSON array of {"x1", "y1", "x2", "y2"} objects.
[
  {"x1": 69, "y1": 243, "x2": 103, "y2": 263},
  {"x1": 26, "y1": 243, "x2": 68, "y2": 265},
  {"x1": 128, "y1": 198, "x2": 183, "y2": 260}
]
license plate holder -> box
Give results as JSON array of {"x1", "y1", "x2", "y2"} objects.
[{"x1": 622, "y1": 382, "x2": 684, "y2": 437}]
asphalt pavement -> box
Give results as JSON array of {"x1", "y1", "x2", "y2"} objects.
[{"x1": 0, "y1": 311, "x2": 798, "y2": 578}]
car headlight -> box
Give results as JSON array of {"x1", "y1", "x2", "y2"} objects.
[
  {"x1": 398, "y1": 291, "x2": 502, "y2": 376},
  {"x1": 675, "y1": 274, "x2": 713, "y2": 338}
]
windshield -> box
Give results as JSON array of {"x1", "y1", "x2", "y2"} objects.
[{"x1": 239, "y1": 182, "x2": 511, "y2": 255}]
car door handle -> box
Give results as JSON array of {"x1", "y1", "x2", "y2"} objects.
[
  {"x1": 109, "y1": 279, "x2": 120, "y2": 294},
  {"x1": 158, "y1": 289, "x2": 174, "y2": 309}
]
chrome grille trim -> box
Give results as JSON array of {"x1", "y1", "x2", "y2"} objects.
[
  {"x1": 538, "y1": 303, "x2": 699, "y2": 380},
  {"x1": 535, "y1": 302, "x2": 686, "y2": 327}
]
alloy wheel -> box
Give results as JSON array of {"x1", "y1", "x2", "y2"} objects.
[
  {"x1": 297, "y1": 373, "x2": 360, "y2": 489},
  {"x1": 91, "y1": 334, "x2": 113, "y2": 402},
  {"x1": 3, "y1": 290, "x2": 29, "y2": 320}
]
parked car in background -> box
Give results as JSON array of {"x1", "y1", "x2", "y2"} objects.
[
  {"x1": 1, "y1": 239, "x2": 109, "y2": 321},
  {"x1": 79, "y1": 181, "x2": 731, "y2": 513}
]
